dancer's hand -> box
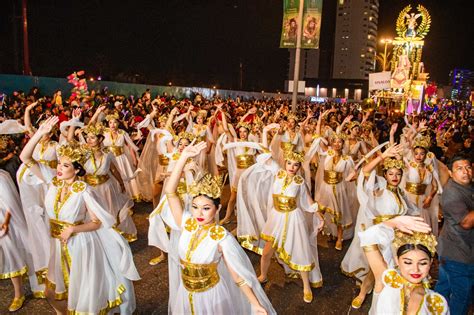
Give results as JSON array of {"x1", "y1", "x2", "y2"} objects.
[
  {"x1": 0, "y1": 221, "x2": 9, "y2": 236},
  {"x1": 381, "y1": 144, "x2": 403, "y2": 159},
  {"x1": 422, "y1": 196, "x2": 433, "y2": 209},
  {"x1": 389, "y1": 123, "x2": 398, "y2": 136},
  {"x1": 72, "y1": 108, "x2": 82, "y2": 120},
  {"x1": 181, "y1": 140, "x2": 207, "y2": 159},
  {"x1": 253, "y1": 304, "x2": 268, "y2": 315},
  {"x1": 37, "y1": 116, "x2": 59, "y2": 137},
  {"x1": 316, "y1": 213, "x2": 324, "y2": 232},
  {"x1": 385, "y1": 216, "x2": 431, "y2": 234},
  {"x1": 60, "y1": 226, "x2": 75, "y2": 244}
]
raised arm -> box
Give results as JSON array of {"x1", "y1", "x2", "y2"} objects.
[
  {"x1": 163, "y1": 141, "x2": 207, "y2": 226},
  {"x1": 389, "y1": 123, "x2": 398, "y2": 146},
  {"x1": 88, "y1": 105, "x2": 106, "y2": 125},
  {"x1": 362, "y1": 144, "x2": 403, "y2": 175},
  {"x1": 24, "y1": 101, "x2": 38, "y2": 136}
]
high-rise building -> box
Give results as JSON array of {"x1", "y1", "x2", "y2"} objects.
[
  {"x1": 449, "y1": 68, "x2": 473, "y2": 100},
  {"x1": 332, "y1": 0, "x2": 378, "y2": 80}
]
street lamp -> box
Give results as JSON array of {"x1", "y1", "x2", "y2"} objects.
[{"x1": 379, "y1": 38, "x2": 393, "y2": 71}]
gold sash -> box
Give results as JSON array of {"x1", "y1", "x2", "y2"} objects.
[
  {"x1": 273, "y1": 194, "x2": 297, "y2": 213},
  {"x1": 180, "y1": 259, "x2": 220, "y2": 293},
  {"x1": 236, "y1": 154, "x2": 255, "y2": 169},
  {"x1": 158, "y1": 154, "x2": 169, "y2": 166},
  {"x1": 50, "y1": 219, "x2": 83, "y2": 239},
  {"x1": 109, "y1": 145, "x2": 124, "y2": 156},
  {"x1": 373, "y1": 214, "x2": 399, "y2": 225},
  {"x1": 405, "y1": 182, "x2": 427, "y2": 195},
  {"x1": 84, "y1": 174, "x2": 110, "y2": 186},
  {"x1": 324, "y1": 170, "x2": 343, "y2": 185},
  {"x1": 38, "y1": 159, "x2": 58, "y2": 169}
]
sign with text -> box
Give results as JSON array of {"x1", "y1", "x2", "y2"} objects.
[{"x1": 369, "y1": 71, "x2": 391, "y2": 91}]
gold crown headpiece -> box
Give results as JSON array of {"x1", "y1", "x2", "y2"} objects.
[
  {"x1": 286, "y1": 112, "x2": 298, "y2": 122},
  {"x1": 348, "y1": 121, "x2": 361, "y2": 130},
  {"x1": 105, "y1": 112, "x2": 120, "y2": 122},
  {"x1": 284, "y1": 150, "x2": 305, "y2": 163},
  {"x1": 383, "y1": 158, "x2": 405, "y2": 170},
  {"x1": 176, "y1": 131, "x2": 195, "y2": 143},
  {"x1": 83, "y1": 122, "x2": 105, "y2": 136},
  {"x1": 329, "y1": 133, "x2": 347, "y2": 142},
  {"x1": 158, "y1": 115, "x2": 168, "y2": 123},
  {"x1": 0, "y1": 136, "x2": 8, "y2": 151},
  {"x1": 237, "y1": 121, "x2": 252, "y2": 130},
  {"x1": 57, "y1": 143, "x2": 87, "y2": 164},
  {"x1": 196, "y1": 110, "x2": 207, "y2": 119},
  {"x1": 253, "y1": 119, "x2": 264, "y2": 128},
  {"x1": 413, "y1": 135, "x2": 431, "y2": 150},
  {"x1": 393, "y1": 230, "x2": 437, "y2": 256},
  {"x1": 188, "y1": 173, "x2": 225, "y2": 199},
  {"x1": 361, "y1": 121, "x2": 374, "y2": 131}
]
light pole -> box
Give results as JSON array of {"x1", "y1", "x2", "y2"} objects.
[
  {"x1": 379, "y1": 38, "x2": 392, "y2": 71},
  {"x1": 290, "y1": 0, "x2": 304, "y2": 113}
]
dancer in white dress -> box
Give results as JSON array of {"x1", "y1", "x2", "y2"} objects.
[
  {"x1": 341, "y1": 146, "x2": 419, "y2": 309},
  {"x1": 359, "y1": 216, "x2": 449, "y2": 314},
  {"x1": 155, "y1": 140, "x2": 275, "y2": 314},
  {"x1": 20, "y1": 117, "x2": 140, "y2": 315},
  {"x1": 0, "y1": 169, "x2": 44, "y2": 312}
]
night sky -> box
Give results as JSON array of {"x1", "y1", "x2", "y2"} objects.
[{"x1": 1, "y1": 0, "x2": 472, "y2": 92}]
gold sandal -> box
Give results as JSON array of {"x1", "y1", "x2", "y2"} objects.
[
  {"x1": 303, "y1": 290, "x2": 313, "y2": 303},
  {"x1": 8, "y1": 296, "x2": 25, "y2": 312},
  {"x1": 351, "y1": 296, "x2": 365, "y2": 309}
]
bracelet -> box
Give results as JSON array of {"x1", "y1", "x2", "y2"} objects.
[
  {"x1": 166, "y1": 192, "x2": 178, "y2": 199},
  {"x1": 236, "y1": 279, "x2": 247, "y2": 287},
  {"x1": 363, "y1": 244, "x2": 379, "y2": 252},
  {"x1": 25, "y1": 160, "x2": 37, "y2": 168},
  {"x1": 91, "y1": 219, "x2": 101, "y2": 225}
]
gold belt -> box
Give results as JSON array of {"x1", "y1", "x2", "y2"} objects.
[
  {"x1": 236, "y1": 154, "x2": 255, "y2": 169},
  {"x1": 38, "y1": 159, "x2": 58, "y2": 169},
  {"x1": 273, "y1": 194, "x2": 297, "y2": 212},
  {"x1": 180, "y1": 259, "x2": 220, "y2": 293},
  {"x1": 158, "y1": 154, "x2": 169, "y2": 166},
  {"x1": 109, "y1": 146, "x2": 124, "y2": 156},
  {"x1": 84, "y1": 174, "x2": 110, "y2": 186},
  {"x1": 280, "y1": 141, "x2": 295, "y2": 152},
  {"x1": 405, "y1": 182, "x2": 427, "y2": 195},
  {"x1": 196, "y1": 136, "x2": 206, "y2": 143},
  {"x1": 50, "y1": 219, "x2": 83, "y2": 239},
  {"x1": 373, "y1": 214, "x2": 399, "y2": 225},
  {"x1": 324, "y1": 170, "x2": 343, "y2": 185}
]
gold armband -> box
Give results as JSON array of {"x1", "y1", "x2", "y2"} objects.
[
  {"x1": 91, "y1": 219, "x2": 101, "y2": 225},
  {"x1": 25, "y1": 160, "x2": 37, "y2": 168},
  {"x1": 236, "y1": 279, "x2": 247, "y2": 287},
  {"x1": 166, "y1": 192, "x2": 179, "y2": 199},
  {"x1": 362, "y1": 244, "x2": 379, "y2": 253}
]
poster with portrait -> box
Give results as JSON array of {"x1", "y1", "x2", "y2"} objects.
[
  {"x1": 301, "y1": 0, "x2": 322, "y2": 49},
  {"x1": 280, "y1": 0, "x2": 300, "y2": 48},
  {"x1": 280, "y1": 0, "x2": 323, "y2": 49}
]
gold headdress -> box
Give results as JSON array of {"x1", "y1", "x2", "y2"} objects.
[
  {"x1": 383, "y1": 158, "x2": 405, "y2": 170},
  {"x1": 176, "y1": 131, "x2": 195, "y2": 143},
  {"x1": 105, "y1": 112, "x2": 120, "y2": 122},
  {"x1": 158, "y1": 115, "x2": 168, "y2": 123},
  {"x1": 361, "y1": 121, "x2": 374, "y2": 131},
  {"x1": 393, "y1": 230, "x2": 437, "y2": 256},
  {"x1": 348, "y1": 121, "x2": 361, "y2": 130},
  {"x1": 237, "y1": 121, "x2": 252, "y2": 130},
  {"x1": 413, "y1": 135, "x2": 431, "y2": 150},
  {"x1": 287, "y1": 112, "x2": 298, "y2": 122},
  {"x1": 57, "y1": 143, "x2": 87, "y2": 164},
  {"x1": 0, "y1": 136, "x2": 8, "y2": 151},
  {"x1": 253, "y1": 119, "x2": 264, "y2": 128},
  {"x1": 188, "y1": 173, "x2": 225, "y2": 199},
  {"x1": 83, "y1": 122, "x2": 105, "y2": 136},
  {"x1": 329, "y1": 133, "x2": 347, "y2": 142},
  {"x1": 284, "y1": 150, "x2": 305, "y2": 163},
  {"x1": 196, "y1": 110, "x2": 207, "y2": 119}
]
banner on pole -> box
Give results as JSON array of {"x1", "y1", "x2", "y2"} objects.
[
  {"x1": 280, "y1": 0, "x2": 322, "y2": 49},
  {"x1": 369, "y1": 71, "x2": 391, "y2": 90}
]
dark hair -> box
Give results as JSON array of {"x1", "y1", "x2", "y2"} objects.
[
  {"x1": 72, "y1": 161, "x2": 86, "y2": 177},
  {"x1": 397, "y1": 244, "x2": 433, "y2": 259},
  {"x1": 194, "y1": 194, "x2": 220, "y2": 208},
  {"x1": 448, "y1": 154, "x2": 471, "y2": 170}
]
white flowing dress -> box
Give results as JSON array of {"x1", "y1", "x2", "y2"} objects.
[
  {"x1": 44, "y1": 178, "x2": 140, "y2": 314},
  {"x1": 83, "y1": 150, "x2": 137, "y2": 242},
  {"x1": 158, "y1": 204, "x2": 276, "y2": 315},
  {"x1": 103, "y1": 129, "x2": 141, "y2": 201}
]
